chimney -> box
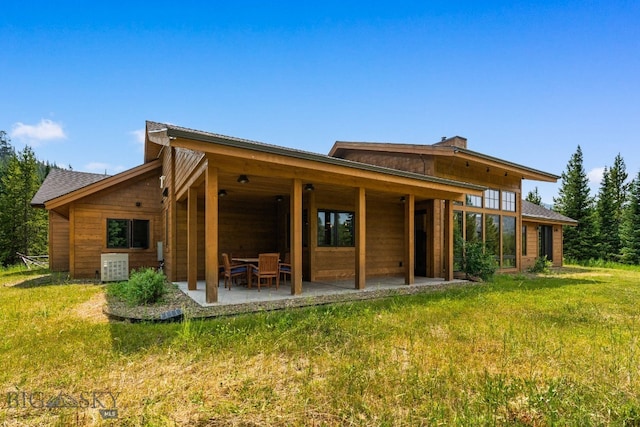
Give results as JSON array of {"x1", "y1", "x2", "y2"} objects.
[{"x1": 434, "y1": 136, "x2": 467, "y2": 149}]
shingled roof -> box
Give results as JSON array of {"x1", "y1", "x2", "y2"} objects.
[
  {"x1": 522, "y1": 200, "x2": 577, "y2": 225},
  {"x1": 31, "y1": 168, "x2": 110, "y2": 207}
]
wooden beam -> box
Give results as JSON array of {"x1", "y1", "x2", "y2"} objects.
[
  {"x1": 291, "y1": 179, "x2": 303, "y2": 295},
  {"x1": 187, "y1": 186, "x2": 198, "y2": 290},
  {"x1": 205, "y1": 163, "x2": 219, "y2": 303},
  {"x1": 404, "y1": 194, "x2": 415, "y2": 285},
  {"x1": 355, "y1": 187, "x2": 366, "y2": 289},
  {"x1": 443, "y1": 199, "x2": 454, "y2": 281}
]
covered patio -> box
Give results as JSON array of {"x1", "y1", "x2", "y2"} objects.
[{"x1": 177, "y1": 276, "x2": 467, "y2": 307}]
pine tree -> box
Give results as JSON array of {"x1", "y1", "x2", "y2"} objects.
[
  {"x1": 621, "y1": 172, "x2": 640, "y2": 264},
  {"x1": 553, "y1": 145, "x2": 598, "y2": 261},
  {"x1": 596, "y1": 167, "x2": 617, "y2": 259},
  {"x1": 0, "y1": 146, "x2": 48, "y2": 266},
  {"x1": 525, "y1": 187, "x2": 542, "y2": 205}
]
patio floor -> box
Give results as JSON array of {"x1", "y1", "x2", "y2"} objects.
[{"x1": 176, "y1": 276, "x2": 467, "y2": 307}]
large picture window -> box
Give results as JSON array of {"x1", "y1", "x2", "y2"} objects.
[
  {"x1": 502, "y1": 216, "x2": 516, "y2": 268},
  {"x1": 317, "y1": 210, "x2": 354, "y2": 247},
  {"x1": 107, "y1": 219, "x2": 150, "y2": 249}
]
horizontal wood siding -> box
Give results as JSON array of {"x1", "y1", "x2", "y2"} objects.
[
  {"x1": 49, "y1": 211, "x2": 69, "y2": 272},
  {"x1": 365, "y1": 198, "x2": 404, "y2": 277},
  {"x1": 521, "y1": 221, "x2": 539, "y2": 270},
  {"x1": 70, "y1": 171, "x2": 163, "y2": 278}
]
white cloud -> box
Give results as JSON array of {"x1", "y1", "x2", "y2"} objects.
[
  {"x1": 11, "y1": 119, "x2": 66, "y2": 144},
  {"x1": 587, "y1": 167, "x2": 605, "y2": 186},
  {"x1": 130, "y1": 129, "x2": 145, "y2": 145}
]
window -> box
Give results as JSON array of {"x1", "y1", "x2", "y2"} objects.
[
  {"x1": 465, "y1": 212, "x2": 483, "y2": 243},
  {"x1": 317, "y1": 210, "x2": 354, "y2": 247},
  {"x1": 484, "y1": 189, "x2": 499, "y2": 209},
  {"x1": 466, "y1": 194, "x2": 482, "y2": 207},
  {"x1": 522, "y1": 226, "x2": 527, "y2": 256},
  {"x1": 453, "y1": 211, "x2": 464, "y2": 271},
  {"x1": 485, "y1": 214, "x2": 500, "y2": 262},
  {"x1": 502, "y1": 216, "x2": 516, "y2": 268},
  {"x1": 107, "y1": 219, "x2": 150, "y2": 249},
  {"x1": 502, "y1": 191, "x2": 516, "y2": 212}
]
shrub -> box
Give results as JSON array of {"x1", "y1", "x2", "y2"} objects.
[
  {"x1": 108, "y1": 267, "x2": 166, "y2": 306},
  {"x1": 529, "y1": 255, "x2": 552, "y2": 273},
  {"x1": 462, "y1": 240, "x2": 498, "y2": 281}
]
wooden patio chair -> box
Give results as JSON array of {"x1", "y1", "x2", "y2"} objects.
[
  {"x1": 250, "y1": 253, "x2": 280, "y2": 291},
  {"x1": 222, "y1": 253, "x2": 249, "y2": 290},
  {"x1": 279, "y1": 252, "x2": 291, "y2": 286}
]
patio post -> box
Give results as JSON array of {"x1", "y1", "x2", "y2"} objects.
[
  {"x1": 187, "y1": 186, "x2": 198, "y2": 290},
  {"x1": 291, "y1": 178, "x2": 303, "y2": 295},
  {"x1": 404, "y1": 193, "x2": 415, "y2": 285},
  {"x1": 205, "y1": 162, "x2": 219, "y2": 303},
  {"x1": 355, "y1": 187, "x2": 366, "y2": 289},
  {"x1": 443, "y1": 199, "x2": 454, "y2": 281}
]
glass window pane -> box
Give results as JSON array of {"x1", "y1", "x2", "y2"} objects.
[
  {"x1": 502, "y1": 216, "x2": 516, "y2": 268},
  {"x1": 465, "y1": 212, "x2": 482, "y2": 243},
  {"x1": 454, "y1": 211, "x2": 463, "y2": 271},
  {"x1": 336, "y1": 212, "x2": 354, "y2": 246},
  {"x1": 502, "y1": 191, "x2": 516, "y2": 212},
  {"x1": 485, "y1": 214, "x2": 500, "y2": 262},
  {"x1": 466, "y1": 195, "x2": 482, "y2": 207},
  {"x1": 107, "y1": 219, "x2": 128, "y2": 248},
  {"x1": 484, "y1": 189, "x2": 499, "y2": 209},
  {"x1": 132, "y1": 219, "x2": 149, "y2": 249}
]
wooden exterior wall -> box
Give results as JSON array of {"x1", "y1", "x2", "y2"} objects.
[
  {"x1": 68, "y1": 170, "x2": 163, "y2": 278},
  {"x1": 365, "y1": 197, "x2": 405, "y2": 277},
  {"x1": 522, "y1": 221, "x2": 565, "y2": 269},
  {"x1": 49, "y1": 211, "x2": 69, "y2": 272}
]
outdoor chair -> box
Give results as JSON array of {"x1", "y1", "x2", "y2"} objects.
[
  {"x1": 222, "y1": 253, "x2": 249, "y2": 290},
  {"x1": 250, "y1": 253, "x2": 280, "y2": 291},
  {"x1": 279, "y1": 252, "x2": 291, "y2": 286}
]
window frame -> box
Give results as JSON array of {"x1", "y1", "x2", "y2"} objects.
[
  {"x1": 317, "y1": 209, "x2": 355, "y2": 247},
  {"x1": 502, "y1": 190, "x2": 516, "y2": 212},
  {"x1": 106, "y1": 218, "x2": 150, "y2": 250},
  {"x1": 484, "y1": 189, "x2": 500, "y2": 210}
]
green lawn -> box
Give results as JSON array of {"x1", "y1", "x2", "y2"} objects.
[{"x1": 1, "y1": 265, "x2": 639, "y2": 426}]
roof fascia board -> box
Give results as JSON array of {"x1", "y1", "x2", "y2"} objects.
[
  {"x1": 45, "y1": 159, "x2": 162, "y2": 210},
  {"x1": 330, "y1": 141, "x2": 559, "y2": 182},
  {"x1": 166, "y1": 127, "x2": 485, "y2": 193}
]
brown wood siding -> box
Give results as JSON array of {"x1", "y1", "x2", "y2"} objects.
[
  {"x1": 49, "y1": 211, "x2": 69, "y2": 272},
  {"x1": 521, "y1": 221, "x2": 539, "y2": 270},
  {"x1": 553, "y1": 226, "x2": 563, "y2": 267},
  {"x1": 174, "y1": 148, "x2": 205, "y2": 194},
  {"x1": 70, "y1": 171, "x2": 163, "y2": 278},
  {"x1": 365, "y1": 198, "x2": 404, "y2": 277}
]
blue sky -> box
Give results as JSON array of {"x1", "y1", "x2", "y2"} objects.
[{"x1": 1, "y1": 1, "x2": 638, "y2": 204}]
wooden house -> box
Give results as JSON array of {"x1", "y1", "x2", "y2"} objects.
[{"x1": 32, "y1": 121, "x2": 576, "y2": 303}]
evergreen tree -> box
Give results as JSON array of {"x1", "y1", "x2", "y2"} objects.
[
  {"x1": 0, "y1": 131, "x2": 14, "y2": 175},
  {"x1": 621, "y1": 172, "x2": 640, "y2": 264},
  {"x1": 596, "y1": 167, "x2": 617, "y2": 259},
  {"x1": 0, "y1": 146, "x2": 48, "y2": 265},
  {"x1": 553, "y1": 145, "x2": 598, "y2": 261},
  {"x1": 525, "y1": 187, "x2": 542, "y2": 205}
]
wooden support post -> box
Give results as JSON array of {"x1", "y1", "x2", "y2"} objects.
[
  {"x1": 187, "y1": 186, "x2": 198, "y2": 290},
  {"x1": 404, "y1": 194, "x2": 415, "y2": 285},
  {"x1": 205, "y1": 163, "x2": 219, "y2": 303},
  {"x1": 291, "y1": 179, "x2": 303, "y2": 295},
  {"x1": 444, "y1": 199, "x2": 454, "y2": 281},
  {"x1": 355, "y1": 187, "x2": 366, "y2": 289}
]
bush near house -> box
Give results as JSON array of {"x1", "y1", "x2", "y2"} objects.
[
  {"x1": 461, "y1": 240, "x2": 498, "y2": 281},
  {"x1": 107, "y1": 267, "x2": 166, "y2": 306}
]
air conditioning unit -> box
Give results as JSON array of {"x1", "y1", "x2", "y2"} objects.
[{"x1": 101, "y1": 253, "x2": 129, "y2": 282}]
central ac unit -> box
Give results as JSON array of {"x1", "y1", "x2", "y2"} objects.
[{"x1": 101, "y1": 253, "x2": 129, "y2": 282}]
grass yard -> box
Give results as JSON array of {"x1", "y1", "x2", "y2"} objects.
[{"x1": 1, "y1": 265, "x2": 639, "y2": 426}]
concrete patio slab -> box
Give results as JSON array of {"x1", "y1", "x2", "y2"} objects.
[{"x1": 176, "y1": 276, "x2": 466, "y2": 307}]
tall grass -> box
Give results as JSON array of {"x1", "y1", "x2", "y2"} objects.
[{"x1": 1, "y1": 265, "x2": 639, "y2": 425}]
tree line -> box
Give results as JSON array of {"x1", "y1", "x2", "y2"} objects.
[
  {"x1": 1, "y1": 128, "x2": 639, "y2": 267},
  {"x1": 0, "y1": 131, "x2": 52, "y2": 266},
  {"x1": 528, "y1": 146, "x2": 640, "y2": 264}
]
